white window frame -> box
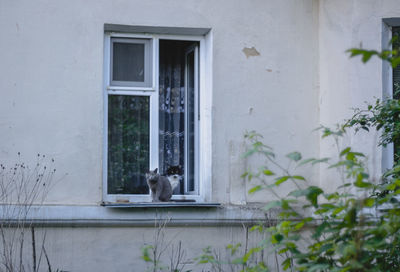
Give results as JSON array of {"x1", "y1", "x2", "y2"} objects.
[
  {"x1": 382, "y1": 19, "x2": 400, "y2": 172},
  {"x1": 102, "y1": 31, "x2": 212, "y2": 203},
  {"x1": 110, "y1": 37, "x2": 152, "y2": 87},
  {"x1": 184, "y1": 44, "x2": 199, "y2": 195}
]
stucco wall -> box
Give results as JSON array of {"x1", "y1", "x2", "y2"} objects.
[
  {"x1": 3, "y1": 225, "x2": 272, "y2": 272},
  {"x1": 0, "y1": 0, "x2": 320, "y2": 205},
  {"x1": 318, "y1": 0, "x2": 400, "y2": 192}
]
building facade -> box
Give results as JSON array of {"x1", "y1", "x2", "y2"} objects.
[{"x1": 0, "y1": 0, "x2": 400, "y2": 271}]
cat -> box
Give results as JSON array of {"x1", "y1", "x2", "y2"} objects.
[
  {"x1": 145, "y1": 168, "x2": 172, "y2": 202},
  {"x1": 166, "y1": 165, "x2": 182, "y2": 194}
]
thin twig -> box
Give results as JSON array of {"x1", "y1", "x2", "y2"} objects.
[
  {"x1": 32, "y1": 227, "x2": 36, "y2": 272},
  {"x1": 43, "y1": 243, "x2": 52, "y2": 272}
]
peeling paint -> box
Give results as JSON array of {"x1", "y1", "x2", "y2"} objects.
[
  {"x1": 266, "y1": 68, "x2": 280, "y2": 73},
  {"x1": 242, "y1": 47, "x2": 260, "y2": 58}
]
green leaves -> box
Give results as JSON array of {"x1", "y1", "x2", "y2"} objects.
[
  {"x1": 263, "y1": 169, "x2": 274, "y2": 176},
  {"x1": 392, "y1": 56, "x2": 400, "y2": 68},
  {"x1": 347, "y1": 46, "x2": 400, "y2": 68},
  {"x1": 286, "y1": 151, "x2": 302, "y2": 162},
  {"x1": 363, "y1": 197, "x2": 375, "y2": 207},
  {"x1": 263, "y1": 200, "x2": 282, "y2": 211},
  {"x1": 292, "y1": 175, "x2": 306, "y2": 181},
  {"x1": 240, "y1": 99, "x2": 400, "y2": 271},
  {"x1": 242, "y1": 126, "x2": 400, "y2": 271},
  {"x1": 226, "y1": 243, "x2": 241, "y2": 255},
  {"x1": 340, "y1": 147, "x2": 351, "y2": 156},
  {"x1": 271, "y1": 233, "x2": 284, "y2": 244},
  {"x1": 275, "y1": 175, "x2": 305, "y2": 186},
  {"x1": 275, "y1": 176, "x2": 290, "y2": 185},
  {"x1": 248, "y1": 185, "x2": 262, "y2": 194},
  {"x1": 347, "y1": 48, "x2": 379, "y2": 63},
  {"x1": 141, "y1": 245, "x2": 153, "y2": 262},
  {"x1": 298, "y1": 157, "x2": 330, "y2": 166},
  {"x1": 289, "y1": 186, "x2": 323, "y2": 207},
  {"x1": 354, "y1": 173, "x2": 372, "y2": 188}
]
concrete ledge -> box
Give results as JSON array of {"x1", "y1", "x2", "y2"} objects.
[
  {"x1": 104, "y1": 24, "x2": 211, "y2": 36},
  {"x1": 102, "y1": 202, "x2": 221, "y2": 208},
  {"x1": 0, "y1": 204, "x2": 267, "y2": 227}
]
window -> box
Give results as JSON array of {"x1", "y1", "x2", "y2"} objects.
[
  {"x1": 382, "y1": 20, "x2": 400, "y2": 170},
  {"x1": 103, "y1": 28, "x2": 211, "y2": 203},
  {"x1": 393, "y1": 27, "x2": 400, "y2": 163}
]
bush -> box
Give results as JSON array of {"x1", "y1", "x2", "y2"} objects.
[{"x1": 232, "y1": 41, "x2": 400, "y2": 271}]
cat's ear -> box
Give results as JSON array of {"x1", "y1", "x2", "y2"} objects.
[{"x1": 154, "y1": 168, "x2": 158, "y2": 174}]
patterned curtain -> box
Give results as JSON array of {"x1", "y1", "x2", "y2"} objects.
[{"x1": 159, "y1": 42, "x2": 185, "y2": 188}]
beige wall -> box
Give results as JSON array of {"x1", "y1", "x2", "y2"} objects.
[
  {"x1": 319, "y1": 0, "x2": 400, "y2": 192},
  {"x1": 1, "y1": 0, "x2": 399, "y2": 203},
  {"x1": 0, "y1": 0, "x2": 320, "y2": 205},
  {"x1": 0, "y1": 0, "x2": 399, "y2": 209},
  {"x1": 3, "y1": 225, "x2": 273, "y2": 272}
]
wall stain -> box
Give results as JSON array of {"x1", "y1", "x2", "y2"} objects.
[
  {"x1": 242, "y1": 47, "x2": 260, "y2": 58},
  {"x1": 265, "y1": 68, "x2": 280, "y2": 73}
]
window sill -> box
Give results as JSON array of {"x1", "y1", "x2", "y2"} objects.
[
  {"x1": 0, "y1": 204, "x2": 265, "y2": 227},
  {"x1": 101, "y1": 202, "x2": 221, "y2": 208}
]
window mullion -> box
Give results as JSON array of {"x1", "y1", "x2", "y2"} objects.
[
  {"x1": 194, "y1": 45, "x2": 200, "y2": 195},
  {"x1": 149, "y1": 38, "x2": 159, "y2": 173},
  {"x1": 103, "y1": 34, "x2": 111, "y2": 202}
]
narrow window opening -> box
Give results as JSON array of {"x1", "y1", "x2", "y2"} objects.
[{"x1": 158, "y1": 40, "x2": 199, "y2": 195}]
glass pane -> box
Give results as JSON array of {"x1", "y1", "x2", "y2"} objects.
[
  {"x1": 108, "y1": 95, "x2": 149, "y2": 194},
  {"x1": 187, "y1": 50, "x2": 195, "y2": 192},
  {"x1": 112, "y1": 42, "x2": 145, "y2": 82}
]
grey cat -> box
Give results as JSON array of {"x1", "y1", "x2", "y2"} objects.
[{"x1": 145, "y1": 168, "x2": 172, "y2": 202}]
